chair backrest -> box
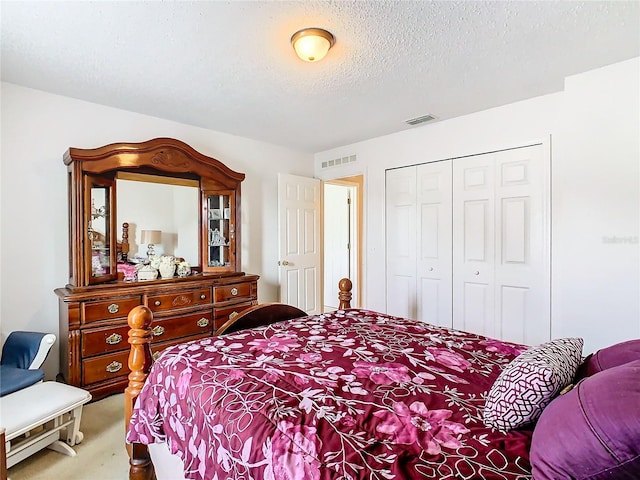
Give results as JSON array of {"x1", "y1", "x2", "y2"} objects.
[{"x1": 1, "y1": 332, "x2": 56, "y2": 369}]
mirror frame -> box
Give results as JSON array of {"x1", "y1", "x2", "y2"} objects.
[{"x1": 64, "y1": 138, "x2": 245, "y2": 288}]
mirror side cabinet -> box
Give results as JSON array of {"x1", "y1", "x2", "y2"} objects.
[{"x1": 85, "y1": 174, "x2": 117, "y2": 285}]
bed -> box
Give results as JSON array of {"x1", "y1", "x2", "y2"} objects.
[{"x1": 124, "y1": 278, "x2": 640, "y2": 480}]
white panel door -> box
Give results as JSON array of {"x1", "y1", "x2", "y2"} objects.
[
  {"x1": 453, "y1": 154, "x2": 496, "y2": 337},
  {"x1": 416, "y1": 161, "x2": 453, "y2": 327},
  {"x1": 278, "y1": 173, "x2": 321, "y2": 314},
  {"x1": 385, "y1": 167, "x2": 417, "y2": 319},
  {"x1": 494, "y1": 146, "x2": 549, "y2": 345},
  {"x1": 323, "y1": 183, "x2": 350, "y2": 310},
  {"x1": 453, "y1": 144, "x2": 549, "y2": 344}
]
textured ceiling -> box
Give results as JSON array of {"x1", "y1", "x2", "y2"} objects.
[{"x1": 2, "y1": 1, "x2": 639, "y2": 153}]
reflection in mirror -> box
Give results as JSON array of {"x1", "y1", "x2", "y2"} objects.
[{"x1": 116, "y1": 173, "x2": 199, "y2": 266}]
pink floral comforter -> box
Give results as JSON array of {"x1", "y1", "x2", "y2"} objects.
[{"x1": 127, "y1": 309, "x2": 533, "y2": 480}]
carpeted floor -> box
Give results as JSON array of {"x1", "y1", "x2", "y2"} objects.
[{"x1": 7, "y1": 393, "x2": 129, "y2": 480}]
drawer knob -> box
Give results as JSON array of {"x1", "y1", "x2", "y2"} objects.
[
  {"x1": 197, "y1": 317, "x2": 209, "y2": 328},
  {"x1": 106, "y1": 361, "x2": 123, "y2": 373},
  {"x1": 155, "y1": 300, "x2": 161, "y2": 306},
  {"x1": 107, "y1": 303, "x2": 119, "y2": 314},
  {"x1": 106, "y1": 333, "x2": 123, "y2": 345},
  {"x1": 231, "y1": 288, "x2": 238, "y2": 296},
  {"x1": 229, "y1": 311, "x2": 239, "y2": 321},
  {"x1": 152, "y1": 325, "x2": 165, "y2": 337},
  {"x1": 200, "y1": 294, "x2": 206, "y2": 300}
]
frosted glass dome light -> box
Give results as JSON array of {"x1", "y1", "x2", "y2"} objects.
[{"x1": 291, "y1": 28, "x2": 335, "y2": 63}]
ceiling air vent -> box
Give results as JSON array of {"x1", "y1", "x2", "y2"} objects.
[
  {"x1": 405, "y1": 114, "x2": 436, "y2": 126},
  {"x1": 321, "y1": 154, "x2": 357, "y2": 169}
]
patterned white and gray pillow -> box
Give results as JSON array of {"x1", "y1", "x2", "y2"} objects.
[{"x1": 483, "y1": 337, "x2": 584, "y2": 432}]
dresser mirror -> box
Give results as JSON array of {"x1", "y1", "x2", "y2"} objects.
[
  {"x1": 116, "y1": 173, "x2": 199, "y2": 264},
  {"x1": 64, "y1": 138, "x2": 245, "y2": 288}
]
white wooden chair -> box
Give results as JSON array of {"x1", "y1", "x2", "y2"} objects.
[{"x1": 0, "y1": 332, "x2": 92, "y2": 470}]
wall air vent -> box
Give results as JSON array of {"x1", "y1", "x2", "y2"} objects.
[
  {"x1": 321, "y1": 154, "x2": 357, "y2": 169},
  {"x1": 405, "y1": 114, "x2": 437, "y2": 126}
]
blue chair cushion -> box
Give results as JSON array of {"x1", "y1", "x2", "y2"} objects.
[
  {"x1": 1, "y1": 332, "x2": 48, "y2": 369},
  {"x1": 0, "y1": 365, "x2": 44, "y2": 397}
]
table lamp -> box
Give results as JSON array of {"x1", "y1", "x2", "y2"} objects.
[{"x1": 141, "y1": 230, "x2": 161, "y2": 257}]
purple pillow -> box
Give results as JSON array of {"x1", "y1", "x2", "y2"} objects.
[
  {"x1": 530, "y1": 359, "x2": 640, "y2": 480},
  {"x1": 576, "y1": 339, "x2": 640, "y2": 380}
]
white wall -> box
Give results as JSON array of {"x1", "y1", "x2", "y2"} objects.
[
  {"x1": 315, "y1": 57, "x2": 640, "y2": 354},
  {"x1": 552, "y1": 59, "x2": 640, "y2": 349},
  {"x1": 0, "y1": 82, "x2": 313, "y2": 379}
]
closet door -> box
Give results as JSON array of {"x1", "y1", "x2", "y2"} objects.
[
  {"x1": 452, "y1": 153, "x2": 496, "y2": 336},
  {"x1": 386, "y1": 167, "x2": 417, "y2": 319},
  {"x1": 493, "y1": 146, "x2": 549, "y2": 345},
  {"x1": 453, "y1": 144, "x2": 549, "y2": 345},
  {"x1": 386, "y1": 162, "x2": 453, "y2": 326},
  {"x1": 416, "y1": 162, "x2": 452, "y2": 327}
]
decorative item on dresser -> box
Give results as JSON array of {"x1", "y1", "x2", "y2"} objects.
[
  {"x1": 54, "y1": 138, "x2": 259, "y2": 401},
  {"x1": 140, "y1": 230, "x2": 161, "y2": 258}
]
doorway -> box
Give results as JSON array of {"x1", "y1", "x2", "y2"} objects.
[{"x1": 323, "y1": 175, "x2": 363, "y2": 311}]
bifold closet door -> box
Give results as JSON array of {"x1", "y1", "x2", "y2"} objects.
[
  {"x1": 386, "y1": 166, "x2": 417, "y2": 319},
  {"x1": 453, "y1": 144, "x2": 549, "y2": 345},
  {"x1": 386, "y1": 162, "x2": 452, "y2": 326},
  {"x1": 416, "y1": 161, "x2": 452, "y2": 327}
]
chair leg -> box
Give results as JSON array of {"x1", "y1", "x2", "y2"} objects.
[{"x1": 63, "y1": 406, "x2": 84, "y2": 446}]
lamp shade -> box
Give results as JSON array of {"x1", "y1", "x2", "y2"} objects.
[
  {"x1": 141, "y1": 230, "x2": 161, "y2": 244},
  {"x1": 291, "y1": 28, "x2": 335, "y2": 62}
]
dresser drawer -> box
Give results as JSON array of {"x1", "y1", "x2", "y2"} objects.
[
  {"x1": 213, "y1": 301, "x2": 256, "y2": 330},
  {"x1": 82, "y1": 324, "x2": 130, "y2": 357},
  {"x1": 82, "y1": 296, "x2": 141, "y2": 324},
  {"x1": 149, "y1": 310, "x2": 214, "y2": 343},
  {"x1": 213, "y1": 282, "x2": 254, "y2": 303},
  {"x1": 83, "y1": 350, "x2": 130, "y2": 385},
  {"x1": 146, "y1": 288, "x2": 211, "y2": 313}
]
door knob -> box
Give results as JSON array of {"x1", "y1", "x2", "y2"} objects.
[
  {"x1": 474, "y1": 271, "x2": 480, "y2": 275},
  {"x1": 278, "y1": 260, "x2": 290, "y2": 266}
]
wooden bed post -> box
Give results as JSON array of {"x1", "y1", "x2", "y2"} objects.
[
  {"x1": 125, "y1": 305, "x2": 155, "y2": 480},
  {"x1": 338, "y1": 277, "x2": 352, "y2": 309},
  {"x1": 121, "y1": 222, "x2": 130, "y2": 262}
]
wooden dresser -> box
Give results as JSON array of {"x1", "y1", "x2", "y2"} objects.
[
  {"x1": 56, "y1": 274, "x2": 257, "y2": 400},
  {"x1": 55, "y1": 138, "x2": 259, "y2": 400}
]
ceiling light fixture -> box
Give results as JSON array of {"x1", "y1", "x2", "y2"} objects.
[{"x1": 291, "y1": 28, "x2": 335, "y2": 63}]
